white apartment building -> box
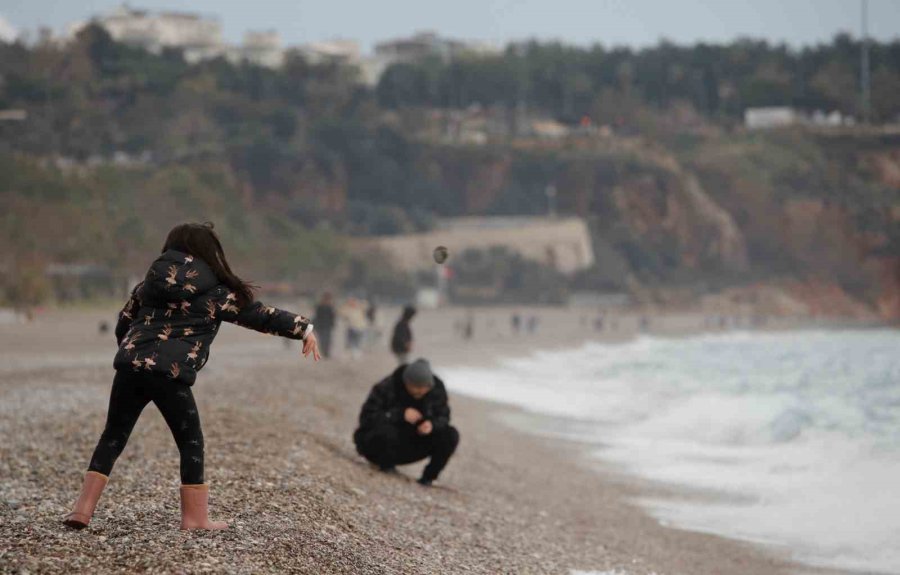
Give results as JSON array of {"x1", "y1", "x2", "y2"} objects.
[
  {"x1": 69, "y1": 5, "x2": 284, "y2": 67},
  {"x1": 67, "y1": 8, "x2": 499, "y2": 81},
  {"x1": 744, "y1": 107, "x2": 802, "y2": 130},
  {"x1": 374, "y1": 31, "x2": 499, "y2": 64},
  {"x1": 238, "y1": 30, "x2": 285, "y2": 68}
]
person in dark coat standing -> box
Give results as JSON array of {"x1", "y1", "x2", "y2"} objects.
[
  {"x1": 353, "y1": 359, "x2": 459, "y2": 486},
  {"x1": 313, "y1": 292, "x2": 336, "y2": 358},
  {"x1": 390, "y1": 305, "x2": 416, "y2": 364}
]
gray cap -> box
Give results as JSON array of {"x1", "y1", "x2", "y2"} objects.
[{"x1": 403, "y1": 358, "x2": 434, "y2": 388}]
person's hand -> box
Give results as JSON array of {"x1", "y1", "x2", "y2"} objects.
[
  {"x1": 404, "y1": 407, "x2": 423, "y2": 424},
  {"x1": 302, "y1": 332, "x2": 321, "y2": 361},
  {"x1": 416, "y1": 420, "x2": 433, "y2": 436}
]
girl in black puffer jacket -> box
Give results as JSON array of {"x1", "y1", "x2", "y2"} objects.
[{"x1": 64, "y1": 222, "x2": 320, "y2": 531}]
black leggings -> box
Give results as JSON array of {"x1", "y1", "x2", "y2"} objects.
[
  {"x1": 88, "y1": 370, "x2": 205, "y2": 484},
  {"x1": 354, "y1": 423, "x2": 459, "y2": 481}
]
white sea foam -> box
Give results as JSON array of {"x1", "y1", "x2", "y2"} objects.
[{"x1": 445, "y1": 329, "x2": 900, "y2": 574}]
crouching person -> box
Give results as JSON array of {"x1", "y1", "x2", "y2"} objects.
[{"x1": 353, "y1": 359, "x2": 459, "y2": 486}]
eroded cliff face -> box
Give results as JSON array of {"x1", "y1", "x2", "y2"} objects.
[
  {"x1": 700, "y1": 281, "x2": 879, "y2": 319},
  {"x1": 870, "y1": 154, "x2": 900, "y2": 321},
  {"x1": 464, "y1": 157, "x2": 512, "y2": 213},
  {"x1": 413, "y1": 135, "x2": 899, "y2": 318},
  {"x1": 681, "y1": 135, "x2": 899, "y2": 319},
  {"x1": 866, "y1": 149, "x2": 900, "y2": 190},
  {"x1": 882, "y1": 259, "x2": 900, "y2": 321},
  {"x1": 420, "y1": 150, "x2": 512, "y2": 214},
  {"x1": 422, "y1": 144, "x2": 752, "y2": 276},
  {"x1": 608, "y1": 152, "x2": 749, "y2": 274}
]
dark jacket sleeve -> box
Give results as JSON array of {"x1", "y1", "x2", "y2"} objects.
[
  {"x1": 359, "y1": 380, "x2": 405, "y2": 429},
  {"x1": 114, "y1": 282, "x2": 143, "y2": 345},
  {"x1": 426, "y1": 381, "x2": 451, "y2": 430},
  {"x1": 212, "y1": 288, "x2": 312, "y2": 339}
]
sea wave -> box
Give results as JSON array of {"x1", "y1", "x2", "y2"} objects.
[{"x1": 445, "y1": 329, "x2": 900, "y2": 574}]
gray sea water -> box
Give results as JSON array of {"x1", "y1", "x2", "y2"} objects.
[{"x1": 446, "y1": 329, "x2": 900, "y2": 574}]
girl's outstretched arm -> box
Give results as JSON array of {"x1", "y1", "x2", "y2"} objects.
[{"x1": 212, "y1": 288, "x2": 314, "y2": 342}]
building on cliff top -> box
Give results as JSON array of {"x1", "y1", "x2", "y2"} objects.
[
  {"x1": 67, "y1": 5, "x2": 285, "y2": 67},
  {"x1": 745, "y1": 106, "x2": 857, "y2": 130},
  {"x1": 368, "y1": 216, "x2": 595, "y2": 276},
  {"x1": 366, "y1": 31, "x2": 500, "y2": 86},
  {"x1": 374, "y1": 31, "x2": 498, "y2": 64}
]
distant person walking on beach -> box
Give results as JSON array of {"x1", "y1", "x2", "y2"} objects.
[
  {"x1": 391, "y1": 305, "x2": 416, "y2": 364},
  {"x1": 313, "y1": 292, "x2": 336, "y2": 359},
  {"x1": 342, "y1": 298, "x2": 368, "y2": 359},
  {"x1": 353, "y1": 359, "x2": 459, "y2": 486},
  {"x1": 366, "y1": 300, "x2": 377, "y2": 325},
  {"x1": 63, "y1": 222, "x2": 319, "y2": 532},
  {"x1": 364, "y1": 299, "x2": 380, "y2": 349}
]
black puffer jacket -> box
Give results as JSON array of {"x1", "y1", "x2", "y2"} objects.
[
  {"x1": 113, "y1": 249, "x2": 312, "y2": 385},
  {"x1": 355, "y1": 365, "x2": 451, "y2": 433}
]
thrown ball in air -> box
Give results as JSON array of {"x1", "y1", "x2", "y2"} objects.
[{"x1": 433, "y1": 245, "x2": 449, "y2": 264}]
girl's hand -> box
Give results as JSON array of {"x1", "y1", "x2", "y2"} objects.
[{"x1": 302, "y1": 332, "x2": 321, "y2": 361}]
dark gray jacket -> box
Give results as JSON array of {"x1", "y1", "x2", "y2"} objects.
[
  {"x1": 355, "y1": 365, "x2": 451, "y2": 434},
  {"x1": 113, "y1": 249, "x2": 311, "y2": 385}
]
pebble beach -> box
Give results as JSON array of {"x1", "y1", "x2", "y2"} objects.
[{"x1": 0, "y1": 306, "x2": 823, "y2": 574}]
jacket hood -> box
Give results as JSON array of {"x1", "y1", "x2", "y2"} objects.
[{"x1": 139, "y1": 249, "x2": 220, "y2": 304}]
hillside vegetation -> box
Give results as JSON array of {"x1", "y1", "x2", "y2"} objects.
[{"x1": 1, "y1": 27, "x2": 898, "y2": 316}]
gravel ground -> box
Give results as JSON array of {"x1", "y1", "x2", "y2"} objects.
[{"x1": 0, "y1": 307, "x2": 814, "y2": 574}]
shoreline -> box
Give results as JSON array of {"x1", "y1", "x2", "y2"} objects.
[
  {"x1": 0, "y1": 306, "x2": 852, "y2": 574},
  {"x1": 437, "y1": 319, "x2": 898, "y2": 575}
]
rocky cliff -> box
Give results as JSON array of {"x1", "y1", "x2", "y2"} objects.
[{"x1": 409, "y1": 131, "x2": 900, "y2": 319}]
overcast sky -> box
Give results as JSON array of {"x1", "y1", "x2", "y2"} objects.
[{"x1": 1, "y1": 0, "x2": 898, "y2": 51}]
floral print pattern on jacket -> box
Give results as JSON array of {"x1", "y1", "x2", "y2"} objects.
[{"x1": 113, "y1": 249, "x2": 311, "y2": 385}]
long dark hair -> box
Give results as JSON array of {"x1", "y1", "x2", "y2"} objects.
[{"x1": 162, "y1": 222, "x2": 256, "y2": 307}]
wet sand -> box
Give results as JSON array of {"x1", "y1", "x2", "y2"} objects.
[{"x1": 0, "y1": 305, "x2": 833, "y2": 574}]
